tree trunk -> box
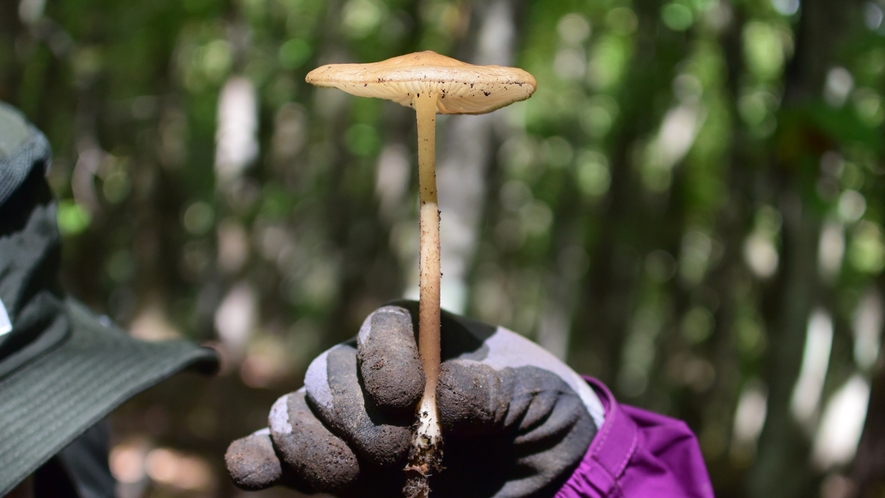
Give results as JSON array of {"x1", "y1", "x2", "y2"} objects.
[
  {"x1": 850, "y1": 280, "x2": 885, "y2": 495},
  {"x1": 746, "y1": 0, "x2": 857, "y2": 496}
]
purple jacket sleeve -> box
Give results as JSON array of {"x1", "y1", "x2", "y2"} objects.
[{"x1": 555, "y1": 378, "x2": 715, "y2": 498}]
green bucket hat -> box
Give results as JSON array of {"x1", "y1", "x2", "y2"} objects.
[{"x1": 0, "y1": 102, "x2": 219, "y2": 495}]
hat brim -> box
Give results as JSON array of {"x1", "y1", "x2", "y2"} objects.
[{"x1": 0, "y1": 299, "x2": 218, "y2": 495}]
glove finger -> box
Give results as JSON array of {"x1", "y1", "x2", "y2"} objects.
[
  {"x1": 305, "y1": 344, "x2": 413, "y2": 468},
  {"x1": 438, "y1": 360, "x2": 597, "y2": 440},
  {"x1": 437, "y1": 359, "x2": 512, "y2": 436},
  {"x1": 356, "y1": 305, "x2": 424, "y2": 412},
  {"x1": 225, "y1": 430, "x2": 285, "y2": 491},
  {"x1": 225, "y1": 429, "x2": 314, "y2": 493},
  {"x1": 437, "y1": 363, "x2": 598, "y2": 498},
  {"x1": 439, "y1": 320, "x2": 606, "y2": 430},
  {"x1": 268, "y1": 390, "x2": 360, "y2": 494}
]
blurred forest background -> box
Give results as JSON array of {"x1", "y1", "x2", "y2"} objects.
[{"x1": 3, "y1": 0, "x2": 885, "y2": 496}]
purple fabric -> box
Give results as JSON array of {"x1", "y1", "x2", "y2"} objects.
[{"x1": 556, "y1": 377, "x2": 714, "y2": 498}]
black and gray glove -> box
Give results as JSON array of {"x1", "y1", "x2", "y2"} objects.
[{"x1": 226, "y1": 302, "x2": 604, "y2": 498}]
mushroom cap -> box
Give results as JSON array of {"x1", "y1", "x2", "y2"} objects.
[{"x1": 305, "y1": 51, "x2": 537, "y2": 115}]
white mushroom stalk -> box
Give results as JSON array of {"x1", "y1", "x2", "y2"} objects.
[
  {"x1": 306, "y1": 51, "x2": 536, "y2": 497},
  {"x1": 414, "y1": 90, "x2": 442, "y2": 479}
]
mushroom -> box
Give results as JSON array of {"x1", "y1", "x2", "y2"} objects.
[{"x1": 306, "y1": 51, "x2": 536, "y2": 496}]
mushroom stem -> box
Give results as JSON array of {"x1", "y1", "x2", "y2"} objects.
[
  {"x1": 406, "y1": 91, "x2": 442, "y2": 497},
  {"x1": 416, "y1": 92, "x2": 441, "y2": 410}
]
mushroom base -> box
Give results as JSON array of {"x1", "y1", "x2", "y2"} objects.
[{"x1": 404, "y1": 395, "x2": 443, "y2": 498}]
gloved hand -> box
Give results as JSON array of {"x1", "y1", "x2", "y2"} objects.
[{"x1": 226, "y1": 302, "x2": 605, "y2": 498}]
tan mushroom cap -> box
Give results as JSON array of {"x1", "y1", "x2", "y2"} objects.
[{"x1": 305, "y1": 51, "x2": 537, "y2": 115}]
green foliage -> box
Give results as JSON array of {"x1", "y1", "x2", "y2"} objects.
[{"x1": 3, "y1": 0, "x2": 885, "y2": 496}]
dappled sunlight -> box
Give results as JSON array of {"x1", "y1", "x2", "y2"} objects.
[
  {"x1": 853, "y1": 287, "x2": 883, "y2": 372},
  {"x1": 731, "y1": 380, "x2": 767, "y2": 458},
  {"x1": 818, "y1": 220, "x2": 845, "y2": 281},
  {"x1": 215, "y1": 77, "x2": 258, "y2": 186},
  {"x1": 824, "y1": 67, "x2": 854, "y2": 107},
  {"x1": 642, "y1": 102, "x2": 707, "y2": 193},
  {"x1": 812, "y1": 375, "x2": 871, "y2": 469},
  {"x1": 144, "y1": 448, "x2": 215, "y2": 493},
  {"x1": 791, "y1": 309, "x2": 834, "y2": 430},
  {"x1": 214, "y1": 281, "x2": 257, "y2": 362}
]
